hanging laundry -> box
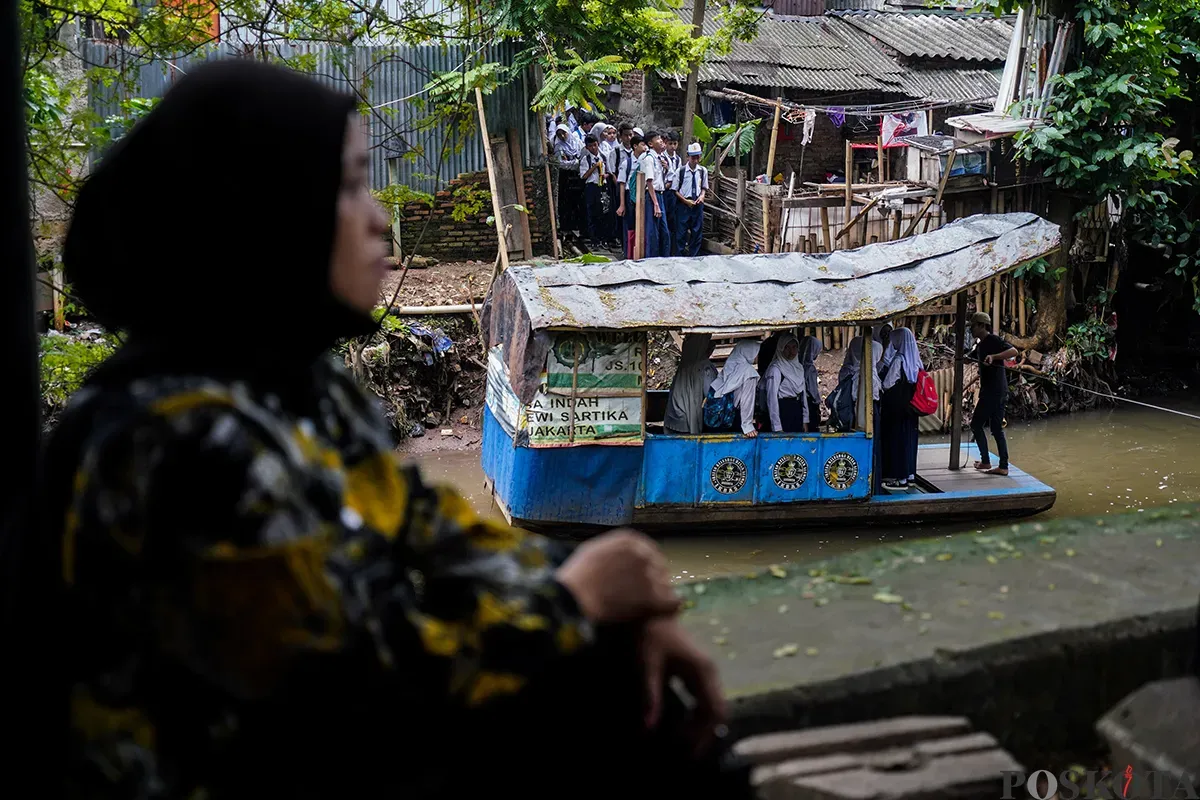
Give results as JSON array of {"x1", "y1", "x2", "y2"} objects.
[
  {"x1": 881, "y1": 111, "x2": 928, "y2": 147},
  {"x1": 801, "y1": 112, "x2": 816, "y2": 146},
  {"x1": 826, "y1": 107, "x2": 845, "y2": 128}
]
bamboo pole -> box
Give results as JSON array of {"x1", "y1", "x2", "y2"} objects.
[
  {"x1": 476, "y1": 88, "x2": 509, "y2": 273},
  {"x1": 876, "y1": 135, "x2": 885, "y2": 182},
  {"x1": 634, "y1": 172, "x2": 647, "y2": 260},
  {"x1": 861, "y1": 328, "x2": 874, "y2": 437},
  {"x1": 835, "y1": 195, "x2": 881, "y2": 242},
  {"x1": 734, "y1": 175, "x2": 747, "y2": 252},
  {"x1": 538, "y1": 115, "x2": 561, "y2": 259},
  {"x1": 903, "y1": 196, "x2": 935, "y2": 238},
  {"x1": 762, "y1": 99, "x2": 783, "y2": 253},
  {"x1": 820, "y1": 206, "x2": 832, "y2": 252},
  {"x1": 843, "y1": 141, "x2": 853, "y2": 251},
  {"x1": 891, "y1": 208, "x2": 902, "y2": 241}
]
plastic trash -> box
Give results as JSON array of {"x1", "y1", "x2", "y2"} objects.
[{"x1": 409, "y1": 324, "x2": 453, "y2": 354}]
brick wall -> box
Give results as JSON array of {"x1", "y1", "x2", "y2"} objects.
[
  {"x1": 397, "y1": 168, "x2": 554, "y2": 262},
  {"x1": 764, "y1": 113, "x2": 849, "y2": 184},
  {"x1": 620, "y1": 70, "x2": 646, "y2": 116},
  {"x1": 649, "y1": 77, "x2": 686, "y2": 129}
]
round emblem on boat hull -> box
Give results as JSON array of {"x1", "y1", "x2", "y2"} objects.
[
  {"x1": 772, "y1": 455, "x2": 808, "y2": 490},
  {"x1": 823, "y1": 452, "x2": 859, "y2": 491},
  {"x1": 710, "y1": 457, "x2": 748, "y2": 494}
]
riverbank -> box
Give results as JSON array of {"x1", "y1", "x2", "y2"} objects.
[{"x1": 681, "y1": 503, "x2": 1200, "y2": 765}]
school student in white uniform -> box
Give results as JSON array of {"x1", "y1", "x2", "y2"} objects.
[
  {"x1": 635, "y1": 131, "x2": 669, "y2": 259},
  {"x1": 674, "y1": 143, "x2": 709, "y2": 257},
  {"x1": 578, "y1": 134, "x2": 608, "y2": 246},
  {"x1": 662, "y1": 131, "x2": 681, "y2": 253},
  {"x1": 614, "y1": 123, "x2": 637, "y2": 258}
]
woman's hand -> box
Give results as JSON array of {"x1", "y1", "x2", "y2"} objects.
[
  {"x1": 557, "y1": 530, "x2": 680, "y2": 624},
  {"x1": 641, "y1": 617, "x2": 726, "y2": 754}
]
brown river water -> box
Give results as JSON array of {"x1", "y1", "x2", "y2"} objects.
[{"x1": 408, "y1": 396, "x2": 1200, "y2": 581}]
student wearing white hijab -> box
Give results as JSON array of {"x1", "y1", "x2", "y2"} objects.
[
  {"x1": 552, "y1": 123, "x2": 581, "y2": 161},
  {"x1": 664, "y1": 334, "x2": 717, "y2": 434},
  {"x1": 798, "y1": 335, "x2": 823, "y2": 432},
  {"x1": 708, "y1": 339, "x2": 761, "y2": 437},
  {"x1": 763, "y1": 334, "x2": 807, "y2": 433},
  {"x1": 879, "y1": 327, "x2": 923, "y2": 488}
]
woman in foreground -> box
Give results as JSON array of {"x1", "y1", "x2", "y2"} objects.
[{"x1": 37, "y1": 61, "x2": 744, "y2": 799}]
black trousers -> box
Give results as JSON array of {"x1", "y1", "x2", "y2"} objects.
[
  {"x1": 583, "y1": 183, "x2": 604, "y2": 243},
  {"x1": 972, "y1": 395, "x2": 1009, "y2": 469}
]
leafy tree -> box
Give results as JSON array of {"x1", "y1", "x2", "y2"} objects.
[{"x1": 983, "y1": 0, "x2": 1200, "y2": 338}]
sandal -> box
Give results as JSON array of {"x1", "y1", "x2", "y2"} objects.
[
  {"x1": 986, "y1": 467, "x2": 1009, "y2": 476},
  {"x1": 974, "y1": 461, "x2": 992, "y2": 471}
]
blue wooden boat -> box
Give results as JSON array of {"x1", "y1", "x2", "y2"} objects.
[{"x1": 479, "y1": 213, "x2": 1060, "y2": 533}]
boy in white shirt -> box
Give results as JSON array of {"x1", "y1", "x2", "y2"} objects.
[
  {"x1": 661, "y1": 132, "x2": 682, "y2": 254},
  {"x1": 578, "y1": 134, "x2": 607, "y2": 247},
  {"x1": 635, "y1": 131, "x2": 669, "y2": 258},
  {"x1": 614, "y1": 123, "x2": 637, "y2": 257},
  {"x1": 674, "y1": 143, "x2": 709, "y2": 257}
]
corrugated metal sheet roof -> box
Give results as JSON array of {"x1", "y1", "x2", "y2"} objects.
[
  {"x1": 831, "y1": 11, "x2": 1015, "y2": 62},
  {"x1": 897, "y1": 65, "x2": 1001, "y2": 103},
  {"x1": 83, "y1": 40, "x2": 534, "y2": 194},
  {"x1": 677, "y1": 9, "x2": 1006, "y2": 99},
  {"x1": 491, "y1": 213, "x2": 1059, "y2": 333},
  {"x1": 691, "y1": 14, "x2": 907, "y2": 93}
]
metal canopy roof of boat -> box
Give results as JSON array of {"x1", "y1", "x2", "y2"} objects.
[{"x1": 493, "y1": 213, "x2": 1059, "y2": 334}]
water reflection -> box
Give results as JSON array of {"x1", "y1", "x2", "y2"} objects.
[{"x1": 408, "y1": 395, "x2": 1200, "y2": 580}]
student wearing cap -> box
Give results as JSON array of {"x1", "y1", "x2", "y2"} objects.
[
  {"x1": 674, "y1": 143, "x2": 709, "y2": 257},
  {"x1": 661, "y1": 132, "x2": 682, "y2": 253},
  {"x1": 614, "y1": 123, "x2": 637, "y2": 258},
  {"x1": 579, "y1": 134, "x2": 607, "y2": 247},
  {"x1": 967, "y1": 311, "x2": 1018, "y2": 476}
]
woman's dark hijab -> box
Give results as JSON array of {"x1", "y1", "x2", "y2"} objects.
[
  {"x1": 64, "y1": 58, "x2": 370, "y2": 377},
  {"x1": 7, "y1": 61, "x2": 364, "y2": 790}
]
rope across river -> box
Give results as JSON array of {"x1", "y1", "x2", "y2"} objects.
[{"x1": 919, "y1": 340, "x2": 1200, "y2": 424}]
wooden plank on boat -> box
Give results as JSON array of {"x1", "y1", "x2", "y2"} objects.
[{"x1": 739, "y1": 716, "x2": 1022, "y2": 800}]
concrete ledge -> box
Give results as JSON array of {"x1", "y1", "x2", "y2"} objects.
[{"x1": 681, "y1": 506, "x2": 1200, "y2": 764}]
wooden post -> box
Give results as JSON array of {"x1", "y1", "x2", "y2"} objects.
[
  {"x1": 820, "y1": 206, "x2": 832, "y2": 252},
  {"x1": 507, "y1": 128, "x2": 533, "y2": 260},
  {"x1": 51, "y1": 267, "x2": 65, "y2": 332},
  {"x1": 680, "y1": 0, "x2": 707, "y2": 148},
  {"x1": 1018, "y1": 277, "x2": 1027, "y2": 336},
  {"x1": 935, "y1": 147, "x2": 957, "y2": 207},
  {"x1": 891, "y1": 208, "x2": 901, "y2": 241},
  {"x1": 734, "y1": 175, "x2": 747, "y2": 252},
  {"x1": 902, "y1": 196, "x2": 935, "y2": 238},
  {"x1": 876, "y1": 135, "x2": 885, "y2": 182},
  {"x1": 992, "y1": 276, "x2": 1001, "y2": 333},
  {"x1": 538, "y1": 115, "x2": 561, "y2": 259},
  {"x1": 843, "y1": 140, "x2": 853, "y2": 251},
  {"x1": 634, "y1": 172, "x2": 647, "y2": 260},
  {"x1": 476, "y1": 88, "x2": 509, "y2": 273},
  {"x1": 860, "y1": 328, "x2": 874, "y2": 436},
  {"x1": 762, "y1": 98, "x2": 783, "y2": 253},
  {"x1": 949, "y1": 291, "x2": 967, "y2": 470}
]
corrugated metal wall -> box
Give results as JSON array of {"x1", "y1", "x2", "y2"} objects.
[{"x1": 82, "y1": 40, "x2": 535, "y2": 194}]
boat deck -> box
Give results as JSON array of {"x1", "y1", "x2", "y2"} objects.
[{"x1": 625, "y1": 443, "x2": 1055, "y2": 532}]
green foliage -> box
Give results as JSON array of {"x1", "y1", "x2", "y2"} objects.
[
  {"x1": 693, "y1": 118, "x2": 760, "y2": 165},
  {"x1": 1012, "y1": 256, "x2": 1067, "y2": 283},
  {"x1": 371, "y1": 307, "x2": 410, "y2": 333},
  {"x1": 414, "y1": 62, "x2": 508, "y2": 144},
  {"x1": 39, "y1": 334, "x2": 117, "y2": 414},
  {"x1": 450, "y1": 182, "x2": 491, "y2": 223},
  {"x1": 1063, "y1": 318, "x2": 1115, "y2": 361},
  {"x1": 373, "y1": 184, "x2": 435, "y2": 217},
  {"x1": 564, "y1": 253, "x2": 612, "y2": 263},
  {"x1": 531, "y1": 51, "x2": 632, "y2": 113}
]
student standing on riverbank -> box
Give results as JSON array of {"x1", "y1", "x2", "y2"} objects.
[
  {"x1": 968, "y1": 310, "x2": 1019, "y2": 476},
  {"x1": 31, "y1": 61, "x2": 739, "y2": 800},
  {"x1": 674, "y1": 143, "x2": 708, "y2": 256}
]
